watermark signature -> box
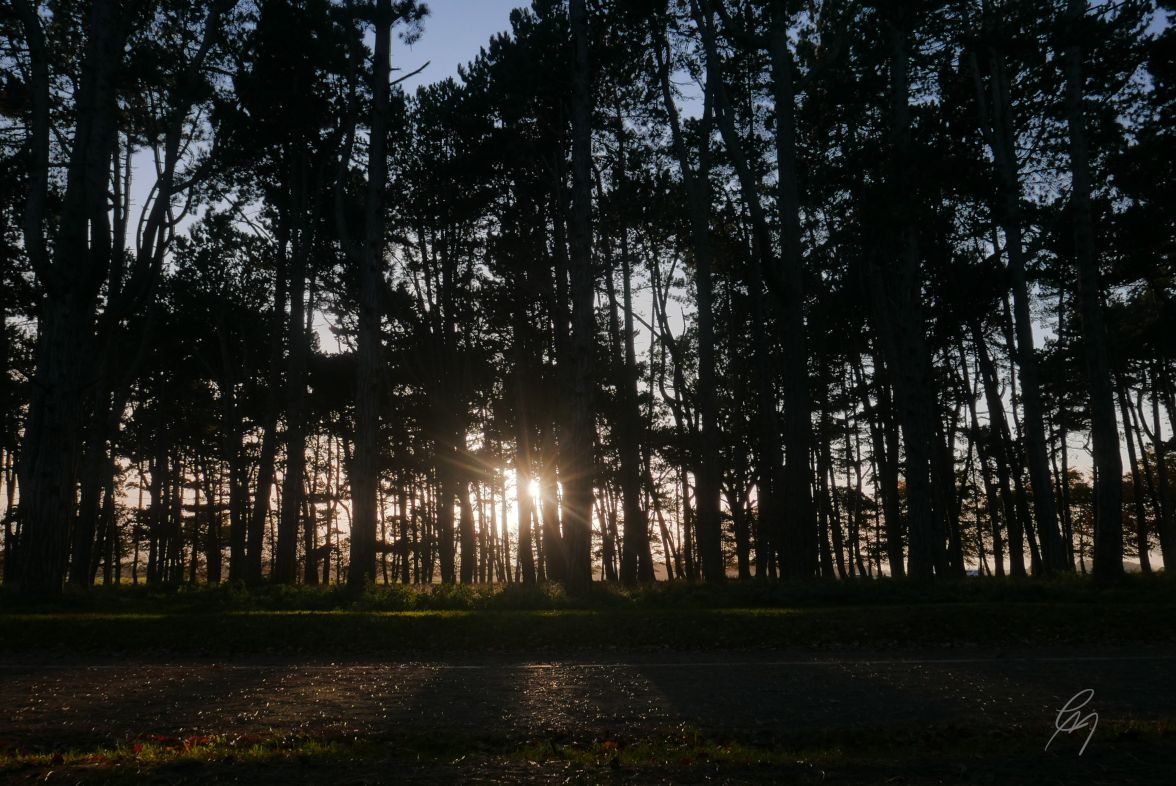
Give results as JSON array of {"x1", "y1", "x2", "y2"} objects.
[{"x1": 1045, "y1": 689, "x2": 1098, "y2": 756}]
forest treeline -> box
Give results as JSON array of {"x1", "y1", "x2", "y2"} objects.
[{"x1": 0, "y1": 0, "x2": 1173, "y2": 594}]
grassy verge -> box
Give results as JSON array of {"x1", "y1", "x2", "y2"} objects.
[
  {"x1": 2, "y1": 720, "x2": 1173, "y2": 784},
  {"x1": 1, "y1": 601, "x2": 1174, "y2": 655},
  {"x1": 3, "y1": 576, "x2": 1173, "y2": 654},
  {"x1": 3, "y1": 573, "x2": 1176, "y2": 613}
]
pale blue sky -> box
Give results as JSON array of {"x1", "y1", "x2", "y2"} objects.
[{"x1": 395, "y1": 0, "x2": 526, "y2": 92}]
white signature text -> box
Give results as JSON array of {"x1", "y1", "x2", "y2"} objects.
[{"x1": 1045, "y1": 688, "x2": 1098, "y2": 756}]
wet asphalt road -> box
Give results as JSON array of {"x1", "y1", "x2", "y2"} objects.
[{"x1": 2, "y1": 647, "x2": 1173, "y2": 752}]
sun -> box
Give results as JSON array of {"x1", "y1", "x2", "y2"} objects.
[{"x1": 528, "y1": 478, "x2": 541, "y2": 500}]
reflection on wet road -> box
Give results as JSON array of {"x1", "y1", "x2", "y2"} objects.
[{"x1": 2, "y1": 648, "x2": 1173, "y2": 750}]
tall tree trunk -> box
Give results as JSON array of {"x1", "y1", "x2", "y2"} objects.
[
  {"x1": 203, "y1": 465, "x2": 222, "y2": 584},
  {"x1": 273, "y1": 170, "x2": 310, "y2": 585},
  {"x1": 1117, "y1": 379, "x2": 1151, "y2": 572},
  {"x1": 562, "y1": 0, "x2": 596, "y2": 593},
  {"x1": 224, "y1": 396, "x2": 247, "y2": 583},
  {"x1": 958, "y1": 343, "x2": 1005, "y2": 575},
  {"x1": 146, "y1": 446, "x2": 164, "y2": 584},
  {"x1": 397, "y1": 481, "x2": 410, "y2": 584},
  {"x1": 545, "y1": 209, "x2": 569, "y2": 585},
  {"x1": 247, "y1": 221, "x2": 288, "y2": 584},
  {"x1": 971, "y1": 320, "x2": 1027, "y2": 576},
  {"x1": 855, "y1": 353, "x2": 904, "y2": 577},
  {"x1": 729, "y1": 484, "x2": 751, "y2": 580},
  {"x1": 1145, "y1": 376, "x2": 1176, "y2": 567},
  {"x1": 861, "y1": 7, "x2": 940, "y2": 579},
  {"x1": 3, "y1": 451, "x2": 19, "y2": 585},
  {"x1": 13, "y1": 0, "x2": 124, "y2": 594},
  {"x1": 98, "y1": 462, "x2": 117, "y2": 585},
  {"x1": 436, "y1": 460, "x2": 457, "y2": 584},
  {"x1": 350, "y1": 0, "x2": 392, "y2": 587},
  {"x1": 1063, "y1": 0, "x2": 1123, "y2": 578},
  {"x1": 513, "y1": 361, "x2": 537, "y2": 584},
  {"x1": 970, "y1": 35, "x2": 1069, "y2": 574},
  {"x1": 932, "y1": 398, "x2": 961, "y2": 576},
  {"x1": 817, "y1": 384, "x2": 846, "y2": 579},
  {"x1": 611, "y1": 121, "x2": 653, "y2": 585},
  {"x1": 303, "y1": 471, "x2": 319, "y2": 585},
  {"x1": 644, "y1": 324, "x2": 678, "y2": 580},
  {"x1": 458, "y1": 478, "x2": 476, "y2": 583},
  {"x1": 69, "y1": 402, "x2": 111, "y2": 587},
  {"x1": 768, "y1": 2, "x2": 816, "y2": 579},
  {"x1": 655, "y1": 15, "x2": 723, "y2": 582},
  {"x1": 537, "y1": 425, "x2": 562, "y2": 583}
]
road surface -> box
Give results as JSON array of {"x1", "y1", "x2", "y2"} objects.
[{"x1": 1, "y1": 646, "x2": 1173, "y2": 783}]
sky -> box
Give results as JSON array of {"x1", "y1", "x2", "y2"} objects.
[{"x1": 394, "y1": 0, "x2": 526, "y2": 93}]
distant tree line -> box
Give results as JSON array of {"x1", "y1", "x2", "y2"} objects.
[{"x1": 0, "y1": 0, "x2": 1173, "y2": 593}]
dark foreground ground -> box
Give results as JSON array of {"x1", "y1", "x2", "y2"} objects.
[
  {"x1": 2, "y1": 581, "x2": 1175, "y2": 783},
  {"x1": 1, "y1": 645, "x2": 1174, "y2": 784}
]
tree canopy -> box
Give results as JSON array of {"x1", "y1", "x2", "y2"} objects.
[{"x1": 1, "y1": 0, "x2": 1173, "y2": 593}]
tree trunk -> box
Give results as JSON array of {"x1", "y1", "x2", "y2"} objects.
[
  {"x1": 99, "y1": 463, "x2": 117, "y2": 585},
  {"x1": 562, "y1": 0, "x2": 596, "y2": 594},
  {"x1": 1064, "y1": 0, "x2": 1123, "y2": 578},
  {"x1": 958, "y1": 342, "x2": 1005, "y2": 575},
  {"x1": 3, "y1": 450, "x2": 19, "y2": 585},
  {"x1": 1146, "y1": 377, "x2": 1176, "y2": 567},
  {"x1": 69, "y1": 398, "x2": 111, "y2": 588},
  {"x1": 971, "y1": 37, "x2": 1069, "y2": 573},
  {"x1": 611, "y1": 122, "x2": 653, "y2": 585},
  {"x1": 1117, "y1": 380, "x2": 1151, "y2": 572},
  {"x1": 350, "y1": 0, "x2": 392, "y2": 587},
  {"x1": 855, "y1": 353, "x2": 904, "y2": 577},
  {"x1": 655, "y1": 16, "x2": 723, "y2": 582},
  {"x1": 513, "y1": 362, "x2": 537, "y2": 584},
  {"x1": 861, "y1": 8, "x2": 941, "y2": 579},
  {"x1": 248, "y1": 275, "x2": 285, "y2": 585},
  {"x1": 436, "y1": 461, "x2": 457, "y2": 584},
  {"x1": 273, "y1": 171, "x2": 310, "y2": 585},
  {"x1": 459, "y1": 478, "x2": 476, "y2": 583},
  {"x1": 970, "y1": 320, "x2": 1027, "y2": 576},
  {"x1": 224, "y1": 399, "x2": 247, "y2": 583},
  {"x1": 398, "y1": 481, "x2": 410, "y2": 584},
  {"x1": 203, "y1": 466, "x2": 222, "y2": 584},
  {"x1": 13, "y1": 0, "x2": 124, "y2": 594},
  {"x1": 768, "y1": 3, "x2": 816, "y2": 579}
]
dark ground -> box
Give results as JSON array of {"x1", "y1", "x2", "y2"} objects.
[{"x1": 2, "y1": 645, "x2": 1174, "y2": 784}]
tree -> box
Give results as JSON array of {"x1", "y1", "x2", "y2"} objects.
[
  {"x1": 349, "y1": 0, "x2": 428, "y2": 588},
  {"x1": 10, "y1": 0, "x2": 238, "y2": 593},
  {"x1": 1062, "y1": 0, "x2": 1123, "y2": 579}
]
